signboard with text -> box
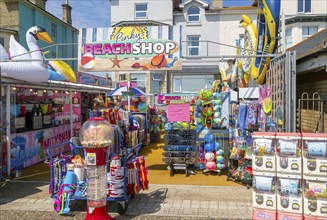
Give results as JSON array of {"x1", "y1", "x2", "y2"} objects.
[
  {"x1": 167, "y1": 104, "x2": 190, "y2": 122},
  {"x1": 78, "y1": 26, "x2": 182, "y2": 71}
]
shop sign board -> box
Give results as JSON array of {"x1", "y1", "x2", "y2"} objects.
[
  {"x1": 158, "y1": 93, "x2": 197, "y2": 104},
  {"x1": 78, "y1": 26, "x2": 182, "y2": 71},
  {"x1": 167, "y1": 104, "x2": 190, "y2": 122},
  {"x1": 77, "y1": 72, "x2": 111, "y2": 87},
  {"x1": 2, "y1": 123, "x2": 81, "y2": 172}
]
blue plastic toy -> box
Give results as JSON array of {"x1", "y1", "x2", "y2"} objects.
[{"x1": 204, "y1": 133, "x2": 214, "y2": 143}]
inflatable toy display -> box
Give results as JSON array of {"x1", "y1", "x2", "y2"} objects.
[
  {"x1": 251, "y1": 0, "x2": 281, "y2": 84},
  {"x1": 0, "y1": 26, "x2": 53, "y2": 82},
  {"x1": 49, "y1": 60, "x2": 76, "y2": 83}
]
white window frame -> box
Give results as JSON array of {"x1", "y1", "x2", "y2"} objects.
[
  {"x1": 285, "y1": 28, "x2": 293, "y2": 48},
  {"x1": 187, "y1": 35, "x2": 200, "y2": 56},
  {"x1": 130, "y1": 73, "x2": 146, "y2": 92},
  {"x1": 298, "y1": 0, "x2": 311, "y2": 13},
  {"x1": 187, "y1": 6, "x2": 200, "y2": 22},
  {"x1": 173, "y1": 75, "x2": 214, "y2": 93},
  {"x1": 302, "y1": 26, "x2": 318, "y2": 40},
  {"x1": 135, "y1": 3, "x2": 148, "y2": 19}
]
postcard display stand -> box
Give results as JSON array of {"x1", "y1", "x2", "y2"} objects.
[
  {"x1": 302, "y1": 133, "x2": 327, "y2": 220},
  {"x1": 276, "y1": 133, "x2": 303, "y2": 220},
  {"x1": 252, "y1": 132, "x2": 277, "y2": 219}
]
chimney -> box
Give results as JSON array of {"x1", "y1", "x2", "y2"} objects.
[
  {"x1": 62, "y1": 0, "x2": 72, "y2": 25},
  {"x1": 30, "y1": 0, "x2": 47, "y2": 10},
  {"x1": 211, "y1": 0, "x2": 223, "y2": 9},
  {"x1": 173, "y1": 0, "x2": 180, "y2": 9}
]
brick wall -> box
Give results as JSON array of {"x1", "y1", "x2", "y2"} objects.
[{"x1": 0, "y1": 1, "x2": 19, "y2": 31}]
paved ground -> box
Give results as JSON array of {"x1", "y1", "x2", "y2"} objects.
[{"x1": 0, "y1": 180, "x2": 252, "y2": 219}]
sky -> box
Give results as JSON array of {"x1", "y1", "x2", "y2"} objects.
[{"x1": 46, "y1": 0, "x2": 253, "y2": 29}]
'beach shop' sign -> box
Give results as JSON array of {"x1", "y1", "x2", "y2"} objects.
[{"x1": 79, "y1": 26, "x2": 182, "y2": 71}]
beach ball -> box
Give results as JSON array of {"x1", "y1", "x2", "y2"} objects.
[
  {"x1": 206, "y1": 161, "x2": 216, "y2": 170},
  {"x1": 204, "y1": 133, "x2": 214, "y2": 143},
  {"x1": 215, "y1": 142, "x2": 220, "y2": 151},
  {"x1": 195, "y1": 117, "x2": 202, "y2": 124},
  {"x1": 213, "y1": 118, "x2": 221, "y2": 124},
  {"x1": 205, "y1": 152, "x2": 215, "y2": 161},
  {"x1": 217, "y1": 163, "x2": 226, "y2": 169},
  {"x1": 151, "y1": 53, "x2": 167, "y2": 68},
  {"x1": 213, "y1": 92, "x2": 220, "y2": 100},
  {"x1": 199, "y1": 163, "x2": 205, "y2": 170},
  {"x1": 216, "y1": 156, "x2": 224, "y2": 164},
  {"x1": 195, "y1": 99, "x2": 202, "y2": 106},
  {"x1": 217, "y1": 149, "x2": 224, "y2": 156},
  {"x1": 196, "y1": 112, "x2": 202, "y2": 118},
  {"x1": 213, "y1": 105, "x2": 219, "y2": 112},
  {"x1": 81, "y1": 53, "x2": 95, "y2": 69},
  {"x1": 213, "y1": 100, "x2": 221, "y2": 106},
  {"x1": 137, "y1": 103, "x2": 148, "y2": 112},
  {"x1": 204, "y1": 143, "x2": 215, "y2": 152},
  {"x1": 196, "y1": 106, "x2": 202, "y2": 113},
  {"x1": 199, "y1": 146, "x2": 205, "y2": 158},
  {"x1": 214, "y1": 112, "x2": 220, "y2": 118}
]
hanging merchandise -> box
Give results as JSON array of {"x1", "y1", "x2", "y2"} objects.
[
  {"x1": 195, "y1": 89, "x2": 223, "y2": 129},
  {"x1": 227, "y1": 137, "x2": 253, "y2": 189}
]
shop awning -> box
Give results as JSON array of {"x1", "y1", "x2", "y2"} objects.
[
  {"x1": 1, "y1": 77, "x2": 114, "y2": 93},
  {"x1": 107, "y1": 86, "x2": 145, "y2": 96}
]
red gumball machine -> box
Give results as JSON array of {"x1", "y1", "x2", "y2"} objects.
[{"x1": 79, "y1": 117, "x2": 114, "y2": 220}]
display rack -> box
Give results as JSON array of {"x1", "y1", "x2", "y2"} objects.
[
  {"x1": 196, "y1": 127, "x2": 229, "y2": 176},
  {"x1": 162, "y1": 124, "x2": 197, "y2": 177},
  {"x1": 129, "y1": 111, "x2": 150, "y2": 146},
  {"x1": 47, "y1": 141, "x2": 142, "y2": 215}
]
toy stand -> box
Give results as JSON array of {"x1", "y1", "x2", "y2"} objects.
[
  {"x1": 196, "y1": 127, "x2": 229, "y2": 176},
  {"x1": 47, "y1": 141, "x2": 143, "y2": 215}
]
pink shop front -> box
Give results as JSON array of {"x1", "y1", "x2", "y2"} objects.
[{"x1": 1, "y1": 78, "x2": 112, "y2": 176}]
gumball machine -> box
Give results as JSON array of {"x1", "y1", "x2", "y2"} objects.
[{"x1": 79, "y1": 117, "x2": 114, "y2": 220}]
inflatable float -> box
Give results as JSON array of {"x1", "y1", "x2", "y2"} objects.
[
  {"x1": 239, "y1": 14, "x2": 258, "y2": 87},
  {"x1": 49, "y1": 60, "x2": 76, "y2": 83},
  {"x1": 251, "y1": 0, "x2": 281, "y2": 84},
  {"x1": 0, "y1": 26, "x2": 52, "y2": 82}
]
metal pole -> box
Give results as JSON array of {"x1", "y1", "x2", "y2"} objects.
[
  {"x1": 6, "y1": 86, "x2": 11, "y2": 176},
  {"x1": 182, "y1": 54, "x2": 278, "y2": 59},
  {"x1": 70, "y1": 90, "x2": 73, "y2": 138}
]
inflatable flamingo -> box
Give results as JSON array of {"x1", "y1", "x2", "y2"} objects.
[{"x1": 0, "y1": 26, "x2": 52, "y2": 82}]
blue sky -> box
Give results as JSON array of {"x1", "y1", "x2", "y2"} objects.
[
  {"x1": 46, "y1": 0, "x2": 111, "y2": 28},
  {"x1": 46, "y1": 0, "x2": 252, "y2": 29}
]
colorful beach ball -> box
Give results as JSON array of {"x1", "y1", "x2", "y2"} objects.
[
  {"x1": 205, "y1": 152, "x2": 215, "y2": 161},
  {"x1": 204, "y1": 143, "x2": 215, "y2": 152},
  {"x1": 217, "y1": 149, "x2": 224, "y2": 156},
  {"x1": 215, "y1": 142, "x2": 220, "y2": 150},
  {"x1": 217, "y1": 163, "x2": 226, "y2": 169},
  {"x1": 216, "y1": 156, "x2": 224, "y2": 164},
  {"x1": 204, "y1": 133, "x2": 214, "y2": 143},
  {"x1": 81, "y1": 53, "x2": 95, "y2": 69},
  {"x1": 206, "y1": 161, "x2": 216, "y2": 170}
]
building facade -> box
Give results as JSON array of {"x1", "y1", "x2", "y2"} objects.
[
  {"x1": 108, "y1": 0, "x2": 257, "y2": 94},
  {"x1": 0, "y1": 0, "x2": 78, "y2": 70},
  {"x1": 279, "y1": 0, "x2": 327, "y2": 49}
]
